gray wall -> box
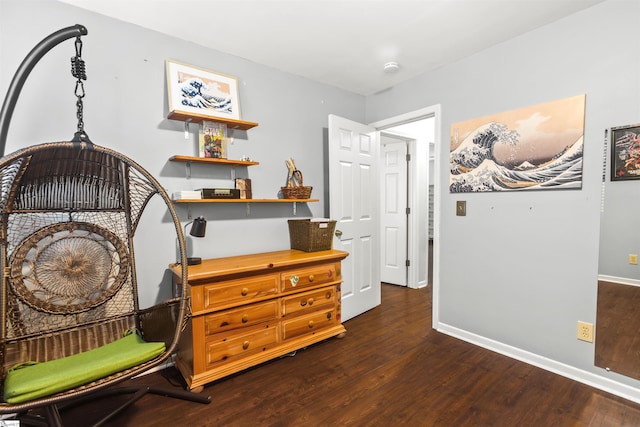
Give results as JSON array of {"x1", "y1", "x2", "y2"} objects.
[
  {"x1": 368, "y1": 0, "x2": 640, "y2": 390},
  {"x1": 0, "y1": 0, "x2": 364, "y2": 307},
  {"x1": 3, "y1": 0, "x2": 640, "y2": 396}
]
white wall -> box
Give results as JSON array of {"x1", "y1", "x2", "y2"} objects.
[
  {"x1": 368, "y1": 0, "x2": 640, "y2": 393},
  {"x1": 0, "y1": 0, "x2": 365, "y2": 307}
]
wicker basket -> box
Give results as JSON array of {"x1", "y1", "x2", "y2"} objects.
[
  {"x1": 282, "y1": 169, "x2": 312, "y2": 199},
  {"x1": 288, "y1": 219, "x2": 336, "y2": 252},
  {"x1": 281, "y1": 186, "x2": 313, "y2": 199}
]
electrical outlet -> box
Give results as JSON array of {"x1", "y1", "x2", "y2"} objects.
[
  {"x1": 630, "y1": 254, "x2": 638, "y2": 265},
  {"x1": 577, "y1": 321, "x2": 594, "y2": 343}
]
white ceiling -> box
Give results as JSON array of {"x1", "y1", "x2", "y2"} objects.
[{"x1": 58, "y1": 0, "x2": 604, "y2": 96}]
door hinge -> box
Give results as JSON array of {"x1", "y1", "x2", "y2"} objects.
[
  {"x1": 406, "y1": 153, "x2": 411, "y2": 161},
  {"x1": 406, "y1": 259, "x2": 410, "y2": 267},
  {"x1": 406, "y1": 207, "x2": 411, "y2": 215}
]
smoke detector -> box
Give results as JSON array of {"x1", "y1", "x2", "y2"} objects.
[{"x1": 383, "y1": 62, "x2": 400, "y2": 73}]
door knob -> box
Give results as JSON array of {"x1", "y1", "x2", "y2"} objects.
[{"x1": 335, "y1": 229, "x2": 343, "y2": 238}]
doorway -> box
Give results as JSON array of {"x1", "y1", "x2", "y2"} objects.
[
  {"x1": 380, "y1": 134, "x2": 410, "y2": 286},
  {"x1": 328, "y1": 105, "x2": 441, "y2": 325},
  {"x1": 376, "y1": 116, "x2": 435, "y2": 289},
  {"x1": 370, "y1": 105, "x2": 441, "y2": 328}
]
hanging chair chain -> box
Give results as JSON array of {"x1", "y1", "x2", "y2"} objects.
[{"x1": 71, "y1": 36, "x2": 87, "y2": 133}]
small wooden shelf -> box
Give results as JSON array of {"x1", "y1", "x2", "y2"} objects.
[
  {"x1": 169, "y1": 155, "x2": 259, "y2": 166},
  {"x1": 172, "y1": 198, "x2": 319, "y2": 203},
  {"x1": 168, "y1": 110, "x2": 258, "y2": 130}
]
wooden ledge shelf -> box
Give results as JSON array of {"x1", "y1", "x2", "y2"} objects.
[
  {"x1": 169, "y1": 155, "x2": 259, "y2": 166},
  {"x1": 172, "y1": 199, "x2": 319, "y2": 203},
  {"x1": 173, "y1": 198, "x2": 319, "y2": 216},
  {"x1": 169, "y1": 155, "x2": 258, "y2": 179},
  {"x1": 168, "y1": 111, "x2": 258, "y2": 130}
]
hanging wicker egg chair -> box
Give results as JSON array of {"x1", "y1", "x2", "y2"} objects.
[{"x1": 0, "y1": 25, "x2": 210, "y2": 426}]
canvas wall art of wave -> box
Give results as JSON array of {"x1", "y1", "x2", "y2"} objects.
[{"x1": 449, "y1": 94, "x2": 586, "y2": 193}]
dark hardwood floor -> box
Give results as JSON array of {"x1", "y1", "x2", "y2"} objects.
[{"x1": 54, "y1": 284, "x2": 640, "y2": 426}]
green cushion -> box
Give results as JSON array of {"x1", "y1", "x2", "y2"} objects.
[{"x1": 3, "y1": 331, "x2": 165, "y2": 404}]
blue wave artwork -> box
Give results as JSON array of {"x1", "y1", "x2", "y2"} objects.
[
  {"x1": 449, "y1": 95, "x2": 585, "y2": 193},
  {"x1": 178, "y1": 77, "x2": 232, "y2": 115}
]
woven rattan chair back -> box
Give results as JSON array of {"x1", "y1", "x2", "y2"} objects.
[{"x1": 0, "y1": 141, "x2": 190, "y2": 418}]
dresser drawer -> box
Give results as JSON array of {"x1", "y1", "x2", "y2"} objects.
[
  {"x1": 204, "y1": 300, "x2": 279, "y2": 336},
  {"x1": 281, "y1": 286, "x2": 335, "y2": 317},
  {"x1": 281, "y1": 263, "x2": 338, "y2": 292},
  {"x1": 281, "y1": 308, "x2": 337, "y2": 341},
  {"x1": 195, "y1": 274, "x2": 279, "y2": 312},
  {"x1": 206, "y1": 323, "x2": 278, "y2": 367}
]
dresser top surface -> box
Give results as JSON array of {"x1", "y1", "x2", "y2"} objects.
[{"x1": 170, "y1": 249, "x2": 349, "y2": 282}]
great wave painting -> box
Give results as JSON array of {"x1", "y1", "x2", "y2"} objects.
[
  {"x1": 166, "y1": 60, "x2": 240, "y2": 121},
  {"x1": 450, "y1": 94, "x2": 586, "y2": 192}
]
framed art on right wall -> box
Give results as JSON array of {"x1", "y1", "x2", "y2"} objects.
[{"x1": 611, "y1": 123, "x2": 640, "y2": 181}]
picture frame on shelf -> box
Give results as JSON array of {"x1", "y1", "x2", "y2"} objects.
[
  {"x1": 166, "y1": 60, "x2": 241, "y2": 121},
  {"x1": 611, "y1": 123, "x2": 640, "y2": 181},
  {"x1": 199, "y1": 121, "x2": 227, "y2": 159}
]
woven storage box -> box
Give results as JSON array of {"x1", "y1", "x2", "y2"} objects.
[
  {"x1": 281, "y1": 186, "x2": 312, "y2": 199},
  {"x1": 288, "y1": 219, "x2": 336, "y2": 252}
]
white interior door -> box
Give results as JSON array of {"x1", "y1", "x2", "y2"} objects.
[
  {"x1": 380, "y1": 138, "x2": 408, "y2": 286},
  {"x1": 328, "y1": 114, "x2": 380, "y2": 322}
]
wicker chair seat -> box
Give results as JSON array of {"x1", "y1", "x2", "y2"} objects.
[{"x1": 4, "y1": 330, "x2": 165, "y2": 404}]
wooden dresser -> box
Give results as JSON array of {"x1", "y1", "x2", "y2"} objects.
[{"x1": 169, "y1": 249, "x2": 349, "y2": 391}]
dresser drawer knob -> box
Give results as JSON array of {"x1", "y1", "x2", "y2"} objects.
[
  {"x1": 325, "y1": 292, "x2": 331, "y2": 299},
  {"x1": 242, "y1": 341, "x2": 250, "y2": 350},
  {"x1": 242, "y1": 314, "x2": 249, "y2": 323},
  {"x1": 307, "y1": 298, "x2": 314, "y2": 305},
  {"x1": 241, "y1": 287, "x2": 249, "y2": 296},
  {"x1": 308, "y1": 274, "x2": 315, "y2": 282},
  {"x1": 308, "y1": 320, "x2": 314, "y2": 328},
  {"x1": 300, "y1": 300, "x2": 307, "y2": 307}
]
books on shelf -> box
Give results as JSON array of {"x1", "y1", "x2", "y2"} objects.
[
  {"x1": 199, "y1": 121, "x2": 227, "y2": 158},
  {"x1": 171, "y1": 190, "x2": 201, "y2": 200}
]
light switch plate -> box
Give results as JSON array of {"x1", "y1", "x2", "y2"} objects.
[{"x1": 456, "y1": 200, "x2": 466, "y2": 216}]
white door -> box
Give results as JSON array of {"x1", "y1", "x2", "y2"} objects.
[
  {"x1": 328, "y1": 114, "x2": 380, "y2": 322},
  {"x1": 380, "y1": 138, "x2": 408, "y2": 286}
]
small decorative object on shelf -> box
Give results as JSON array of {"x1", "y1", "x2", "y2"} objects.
[
  {"x1": 281, "y1": 158, "x2": 312, "y2": 199},
  {"x1": 199, "y1": 188, "x2": 240, "y2": 199},
  {"x1": 235, "y1": 178, "x2": 252, "y2": 199},
  {"x1": 199, "y1": 121, "x2": 227, "y2": 158}
]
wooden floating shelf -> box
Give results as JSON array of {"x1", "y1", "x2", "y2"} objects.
[
  {"x1": 169, "y1": 155, "x2": 259, "y2": 166},
  {"x1": 168, "y1": 111, "x2": 258, "y2": 130},
  {"x1": 173, "y1": 199, "x2": 319, "y2": 204}
]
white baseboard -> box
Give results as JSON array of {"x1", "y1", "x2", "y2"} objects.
[
  {"x1": 437, "y1": 323, "x2": 640, "y2": 404},
  {"x1": 598, "y1": 274, "x2": 640, "y2": 287}
]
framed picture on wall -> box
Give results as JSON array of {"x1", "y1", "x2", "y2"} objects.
[
  {"x1": 449, "y1": 94, "x2": 586, "y2": 192},
  {"x1": 166, "y1": 60, "x2": 241, "y2": 121},
  {"x1": 611, "y1": 123, "x2": 640, "y2": 181}
]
